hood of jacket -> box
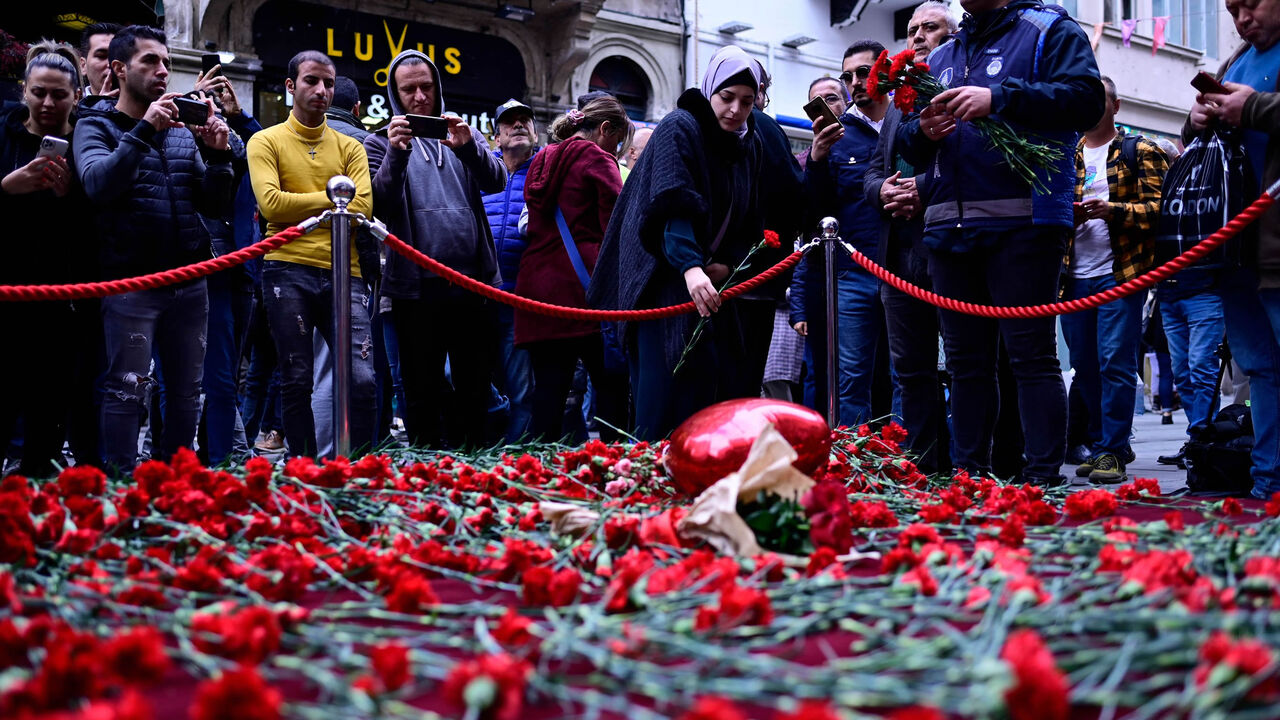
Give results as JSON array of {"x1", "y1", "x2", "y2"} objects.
[
  {"x1": 523, "y1": 137, "x2": 607, "y2": 216},
  {"x1": 675, "y1": 87, "x2": 755, "y2": 162},
  {"x1": 385, "y1": 50, "x2": 444, "y2": 117}
]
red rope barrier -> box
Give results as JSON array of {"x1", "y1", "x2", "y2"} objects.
[
  {"x1": 0, "y1": 225, "x2": 307, "y2": 302},
  {"x1": 847, "y1": 191, "x2": 1276, "y2": 319},
  {"x1": 381, "y1": 231, "x2": 802, "y2": 321}
]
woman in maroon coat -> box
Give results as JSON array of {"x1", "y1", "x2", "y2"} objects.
[{"x1": 516, "y1": 97, "x2": 631, "y2": 440}]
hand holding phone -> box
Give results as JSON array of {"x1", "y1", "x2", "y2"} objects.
[
  {"x1": 1191, "y1": 71, "x2": 1228, "y2": 96},
  {"x1": 175, "y1": 96, "x2": 210, "y2": 126},
  {"x1": 37, "y1": 136, "x2": 69, "y2": 160},
  {"x1": 803, "y1": 96, "x2": 840, "y2": 130},
  {"x1": 405, "y1": 114, "x2": 449, "y2": 140}
]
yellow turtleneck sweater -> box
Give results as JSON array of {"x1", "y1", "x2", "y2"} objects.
[{"x1": 247, "y1": 112, "x2": 373, "y2": 274}]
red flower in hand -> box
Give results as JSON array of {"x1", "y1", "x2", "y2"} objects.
[{"x1": 1000, "y1": 629, "x2": 1069, "y2": 720}]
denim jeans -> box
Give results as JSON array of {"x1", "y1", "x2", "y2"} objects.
[
  {"x1": 240, "y1": 290, "x2": 282, "y2": 442},
  {"x1": 262, "y1": 261, "x2": 376, "y2": 458},
  {"x1": 881, "y1": 241, "x2": 949, "y2": 472},
  {"x1": 101, "y1": 281, "x2": 208, "y2": 472},
  {"x1": 1216, "y1": 270, "x2": 1280, "y2": 499},
  {"x1": 201, "y1": 269, "x2": 254, "y2": 465},
  {"x1": 1060, "y1": 273, "x2": 1145, "y2": 457},
  {"x1": 1159, "y1": 292, "x2": 1224, "y2": 433},
  {"x1": 801, "y1": 268, "x2": 883, "y2": 428},
  {"x1": 494, "y1": 305, "x2": 533, "y2": 442},
  {"x1": 927, "y1": 228, "x2": 1068, "y2": 481}
]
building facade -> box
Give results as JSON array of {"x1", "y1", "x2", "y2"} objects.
[{"x1": 2, "y1": 0, "x2": 1247, "y2": 141}]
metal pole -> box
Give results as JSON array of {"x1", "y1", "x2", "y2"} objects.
[
  {"x1": 819, "y1": 217, "x2": 840, "y2": 429},
  {"x1": 326, "y1": 176, "x2": 356, "y2": 459}
]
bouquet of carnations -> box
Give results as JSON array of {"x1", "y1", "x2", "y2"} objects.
[{"x1": 867, "y1": 48, "x2": 1066, "y2": 195}]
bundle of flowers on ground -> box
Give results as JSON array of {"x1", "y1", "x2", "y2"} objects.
[{"x1": 3, "y1": 426, "x2": 1280, "y2": 719}]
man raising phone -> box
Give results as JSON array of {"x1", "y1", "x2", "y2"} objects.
[
  {"x1": 247, "y1": 50, "x2": 376, "y2": 458},
  {"x1": 364, "y1": 49, "x2": 506, "y2": 449},
  {"x1": 73, "y1": 25, "x2": 234, "y2": 473}
]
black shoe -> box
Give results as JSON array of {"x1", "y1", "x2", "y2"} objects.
[
  {"x1": 1066, "y1": 444, "x2": 1092, "y2": 465},
  {"x1": 1157, "y1": 444, "x2": 1187, "y2": 468},
  {"x1": 1020, "y1": 473, "x2": 1067, "y2": 489},
  {"x1": 1162, "y1": 412, "x2": 1174, "y2": 425}
]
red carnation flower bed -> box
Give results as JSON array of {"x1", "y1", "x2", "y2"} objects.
[{"x1": 1, "y1": 429, "x2": 1277, "y2": 719}]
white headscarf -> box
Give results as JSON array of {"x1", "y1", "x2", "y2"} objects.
[{"x1": 700, "y1": 45, "x2": 761, "y2": 138}]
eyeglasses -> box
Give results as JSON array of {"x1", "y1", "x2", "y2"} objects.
[
  {"x1": 907, "y1": 21, "x2": 942, "y2": 37},
  {"x1": 839, "y1": 66, "x2": 872, "y2": 85}
]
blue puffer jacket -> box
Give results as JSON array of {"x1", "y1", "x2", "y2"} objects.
[
  {"x1": 73, "y1": 98, "x2": 235, "y2": 279},
  {"x1": 482, "y1": 147, "x2": 537, "y2": 290}
]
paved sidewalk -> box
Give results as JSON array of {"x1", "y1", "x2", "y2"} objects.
[{"x1": 1061, "y1": 409, "x2": 1190, "y2": 495}]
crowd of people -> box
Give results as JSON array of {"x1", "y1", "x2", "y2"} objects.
[{"x1": 1, "y1": 0, "x2": 1278, "y2": 501}]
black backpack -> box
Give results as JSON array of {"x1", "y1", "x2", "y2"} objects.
[{"x1": 1184, "y1": 403, "x2": 1255, "y2": 496}]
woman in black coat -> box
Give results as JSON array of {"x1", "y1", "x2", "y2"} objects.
[
  {"x1": 588, "y1": 45, "x2": 765, "y2": 440},
  {"x1": 0, "y1": 42, "x2": 89, "y2": 475}
]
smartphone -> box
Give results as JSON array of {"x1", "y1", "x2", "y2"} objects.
[
  {"x1": 36, "y1": 135, "x2": 69, "y2": 159},
  {"x1": 405, "y1": 113, "x2": 449, "y2": 140},
  {"x1": 803, "y1": 96, "x2": 841, "y2": 129},
  {"x1": 201, "y1": 53, "x2": 222, "y2": 76},
  {"x1": 1191, "y1": 71, "x2": 1228, "y2": 95},
  {"x1": 174, "y1": 96, "x2": 209, "y2": 126}
]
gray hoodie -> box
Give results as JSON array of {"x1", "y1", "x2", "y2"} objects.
[{"x1": 364, "y1": 50, "x2": 507, "y2": 298}]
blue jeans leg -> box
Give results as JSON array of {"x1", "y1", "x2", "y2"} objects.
[
  {"x1": 1215, "y1": 269, "x2": 1280, "y2": 498},
  {"x1": 805, "y1": 269, "x2": 882, "y2": 428},
  {"x1": 202, "y1": 271, "x2": 253, "y2": 465},
  {"x1": 494, "y1": 305, "x2": 533, "y2": 442},
  {"x1": 1062, "y1": 274, "x2": 1142, "y2": 456},
  {"x1": 101, "y1": 282, "x2": 208, "y2": 472},
  {"x1": 1163, "y1": 293, "x2": 1225, "y2": 433}
]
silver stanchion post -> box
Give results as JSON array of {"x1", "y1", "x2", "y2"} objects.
[
  {"x1": 819, "y1": 217, "x2": 840, "y2": 429},
  {"x1": 326, "y1": 176, "x2": 356, "y2": 459}
]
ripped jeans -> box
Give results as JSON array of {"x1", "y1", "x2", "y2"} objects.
[
  {"x1": 262, "y1": 260, "x2": 376, "y2": 457},
  {"x1": 101, "y1": 279, "x2": 209, "y2": 472}
]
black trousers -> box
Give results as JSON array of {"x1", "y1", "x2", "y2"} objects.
[
  {"x1": 881, "y1": 241, "x2": 950, "y2": 473},
  {"x1": 527, "y1": 334, "x2": 629, "y2": 442},
  {"x1": 0, "y1": 302, "x2": 76, "y2": 476},
  {"x1": 391, "y1": 285, "x2": 496, "y2": 449}
]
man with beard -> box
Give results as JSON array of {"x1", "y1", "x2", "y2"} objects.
[
  {"x1": 863, "y1": 1, "x2": 958, "y2": 472},
  {"x1": 364, "y1": 50, "x2": 506, "y2": 449},
  {"x1": 790, "y1": 39, "x2": 891, "y2": 427},
  {"x1": 483, "y1": 98, "x2": 538, "y2": 442},
  {"x1": 247, "y1": 50, "x2": 376, "y2": 459},
  {"x1": 74, "y1": 25, "x2": 235, "y2": 472}
]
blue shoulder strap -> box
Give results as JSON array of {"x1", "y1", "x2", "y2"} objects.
[{"x1": 555, "y1": 207, "x2": 592, "y2": 290}]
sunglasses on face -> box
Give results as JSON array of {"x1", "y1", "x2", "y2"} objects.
[{"x1": 839, "y1": 66, "x2": 872, "y2": 85}]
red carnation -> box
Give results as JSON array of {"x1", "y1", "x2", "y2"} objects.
[
  {"x1": 1000, "y1": 629, "x2": 1069, "y2": 720},
  {"x1": 370, "y1": 642, "x2": 411, "y2": 692},
  {"x1": 189, "y1": 667, "x2": 282, "y2": 720},
  {"x1": 385, "y1": 572, "x2": 439, "y2": 613},
  {"x1": 442, "y1": 653, "x2": 531, "y2": 720},
  {"x1": 57, "y1": 465, "x2": 106, "y2": 497},
  {"x1": 680, "y1": 696, "x2": 748, "y2": 720},
  {"x1": 1063, "y1": 489, "x2": 1118, "y2": 521},
  {"x1": 103, "y1": 627, "x2": 171, "y2": 686},
  {"x1": 521, "y1": 566, "x2": 581, "y2": 607},
  {"x1": 763, "y1": 229, "x2": 781, "y2": 248}
]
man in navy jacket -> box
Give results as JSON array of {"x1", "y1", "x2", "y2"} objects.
[
  {"x1": 791, "y1": 39, "x2": 891, "y2": 428},
  {"x1": 896, "y1": 0, "x2": 1104, "y2": 485},
  {"x1": 74, "y1": 25, "x2": 234, "y2": 472}
]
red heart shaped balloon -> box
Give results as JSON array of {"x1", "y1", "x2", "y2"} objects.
[{"x1": 664, "y1": 399, "x2": 832, "y2": 497}]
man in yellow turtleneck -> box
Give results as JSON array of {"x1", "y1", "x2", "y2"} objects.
[{"x1": 247, "y1": 50, "x2": 376, "y2": 458}]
